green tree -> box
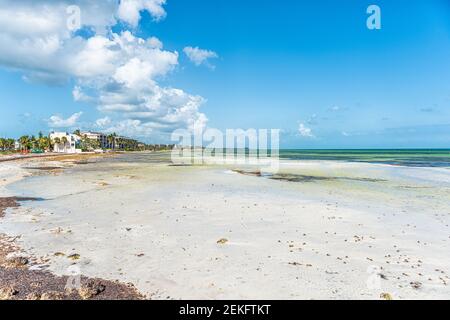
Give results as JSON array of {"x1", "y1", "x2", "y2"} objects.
[
  {"x1": 61, "y1": 136, "x2": 68, "y2": 152},
  {"x1": 107, "y1": 133, "x2": 117, "y2": 150},
  {"x1": 19, "y1": 135, "x2": 31, "y2": 152},
  {"x1": 38, "y1": 136, "x2": 50, "y2": 151}
]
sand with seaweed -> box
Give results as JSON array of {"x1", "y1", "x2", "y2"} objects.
[
  {"x1": 0, "y1": 156, "x2": 144, "y2": 300},
  {"x1": 0, "y1": 153, "x2": 449, "y2": 299}
]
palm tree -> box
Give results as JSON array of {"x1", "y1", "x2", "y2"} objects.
[
  {"x1": 53, "y1": 137, "x2": 61, "y2": 152},
  {"x1": 61, "y1": 136, "x2": 68, "y2": 153},
  {"x1": 8, "y1": 139, "x2": 15, "y2": 151},
  {"x1": 38, "y1": 136, "x2": 50, "y2": 152},
  {"x1": 0, "y1": 138, "x2": 6, "y2": 152},
  {"x1": 19, "y1": 135, "x2": 30, "y2": 152},
  {"x1": 107, "y1": 133, "x2": 117, "y2": 150},
  {"x1": 30, "y1": 135, "x2": 37, "y2": 150}
]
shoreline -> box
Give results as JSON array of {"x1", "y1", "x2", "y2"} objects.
[
  {"x1": 0, "y1": 153, "x2": 145, "y2": 300},
  {"x1": 0, "y1": 153, "x2": 449, "y2": 299}
]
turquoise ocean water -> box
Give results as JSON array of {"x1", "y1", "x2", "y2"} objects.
[{"x1": 279, "y1": 149, "x2": 450, "y2": 167}]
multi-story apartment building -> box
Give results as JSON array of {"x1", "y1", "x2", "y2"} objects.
[{"x1": 80, "y1": 131, "x2": 110, "y2": 149}]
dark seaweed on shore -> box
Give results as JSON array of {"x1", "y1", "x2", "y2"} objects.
[
  {"x1": 232, "y1": 170, "x2": 386, "y2": 183},
  {"x1": 0, "y1": 197, "x2": 41, "y2": 218},
  {"x1": 269, "y1": 173, "x2": 386, "y2": 183},
  {"x1": 0, "y1": 197, "x2": 144, "y2": 300}
]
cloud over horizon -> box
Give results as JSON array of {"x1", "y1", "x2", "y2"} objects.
[
  {"x1": 48, "y1": 112, "x2": 83, "y2": 128},
  {"x1": 298, "y1": 123, "x2": 314, "y2": 138},
  {"x1": 0, "y1": 0, "x2": 208, "y2": 141}
]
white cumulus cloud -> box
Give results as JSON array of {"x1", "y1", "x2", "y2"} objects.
[
  {"x1": 117, "y1": 0, "x2": 167, "y2": 27},
  {"x1": 298, "y1": 123, "x2": 314, "y2": 138},
  {"x1": 48, "y1": 112, "x2": 83, "y2": 128},
  {"x1": 95, "y1": 116, "x2": 112, "y2": 128},
  {"x1": 183, "y1": 46, "x2": 218, "y2": 68},
  {"x1": 0, "y1": 0, "x2": 208, "y2": 141}
]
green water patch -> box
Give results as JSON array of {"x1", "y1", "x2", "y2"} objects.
[
  {"x1": 269, "y1": 173, "x2": 386, "y2": 183},
  {"x1": 23, "y1": 166, "x2": 64, "y2": 170},
  {"x1": 232, "y1": 170, "x2": 386, "y2": 184}
]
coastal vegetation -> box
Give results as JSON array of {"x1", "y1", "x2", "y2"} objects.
[
  {"x1": 1, "y1": 130, "x2": 176, "y2": 154},
  {"x1": 0, "y1": 138, "x2": 15, "y2": 153}
]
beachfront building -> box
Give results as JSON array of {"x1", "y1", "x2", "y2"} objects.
[
  {"x1": 81, "y1": 131, "x2": 141, "y2": 151},
  {"x1": 50, "y1": 132, "x2": 81, "y2": 154},
  {"x1": 80, "y1": 131, "x2": 109, "y2": 149}
]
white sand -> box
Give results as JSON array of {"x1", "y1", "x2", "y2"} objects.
[
  {"x1": 0, "y1": 162, "x2": 29, "y2": 196},
  {"x1": 0, "y1": 156, "x2": 449, "y2": 299}
]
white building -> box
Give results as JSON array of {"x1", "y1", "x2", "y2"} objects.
[
  {"x1": 80, "y1": 131, "x2": 110, "y2": 149},
  {"x1": 50, "y1": 132, "x2": 81, "y2": 154}
]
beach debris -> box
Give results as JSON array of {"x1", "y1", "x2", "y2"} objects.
[
  {"x1": 288, "y1": 261, "x2": 311, "y2": 267},
  {"x1": 0, "y1": 286, "x2": 19, "y2": 300},
  {"x1": 380, "y1": 293, "x2": 393, "y2": 300},
  {"x1": 232, "y1": 170, "x2": 261, "y2": 177},
  {"x1": 379, "y1": 273, "x2": 388, "y2": 280},
  {"x1": 325, "y1": 270, "x2": 339, "y2": 275},
  {"x1": 51, "y1": 227, "x2": 70, "y2": 234},
  {"x1": 126, "y1": 228, "x2": 132, "y2": 232},
  {"x1": 68, "y1": 253, "x2": 80, "y2": 260},
  {"x1": 410, "y1": 281, "x2": 423, "y2": 290},
  {"x1": 5, "y1": 256, "x2": 29, "y2": 268},
  {"x1": 136, "y1": 253, "x2": 145, "y2": 257},
  {"x1": 40, "y1": 291, "x2": 64, "y2": 300},
  {"x1": 24, "y1": 166, "x2": 63, "y2": 171},
  {"x1": 25, "y1": 293, "x2": 42, "y2": 300},
  {"x1": 54, "y1": 252, "x2": 65, "y2": 257},
  {"x1": 217, "y1": 238, "x2": 229, "y2": 245},
  {"x1": 78, "y1": 280, "x2": 106, "y2": 300}
]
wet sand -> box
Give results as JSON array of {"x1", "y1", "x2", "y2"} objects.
[
  {"x1": 0, "y1": 155, "x2": 143, "y2": 300},
  {"x1": 0, "y1": 153, "x2": 449, "y2": 300}
]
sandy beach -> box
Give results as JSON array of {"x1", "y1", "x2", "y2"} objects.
[{"x1": 0, "y1": 152, "x2": 449, "y2": 300}]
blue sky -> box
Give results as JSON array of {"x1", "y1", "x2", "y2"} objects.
[{"x1": 0, "y1": 0, "x2": 449, "y2": 148}]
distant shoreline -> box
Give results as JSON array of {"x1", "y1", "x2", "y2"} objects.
[{"x1": 0, "y1": 150, "x2": 159, "y2": 163}]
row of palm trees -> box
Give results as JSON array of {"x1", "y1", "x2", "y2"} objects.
[
  {"x1": 1, "y1": 132, "x2": 54, "y2": 153},
  {"x1": 0, "y1": 138, "x2": 15, "y2": 151},
  {"x1": 18, "y1": 133, "x2": 52, "y2": 152},
  {"x1": 103, "y1": 133, "x2": 174, "y2": 151},
  {"x1": 1, "y1": 130, "x2": 176, "y2": 154}
]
